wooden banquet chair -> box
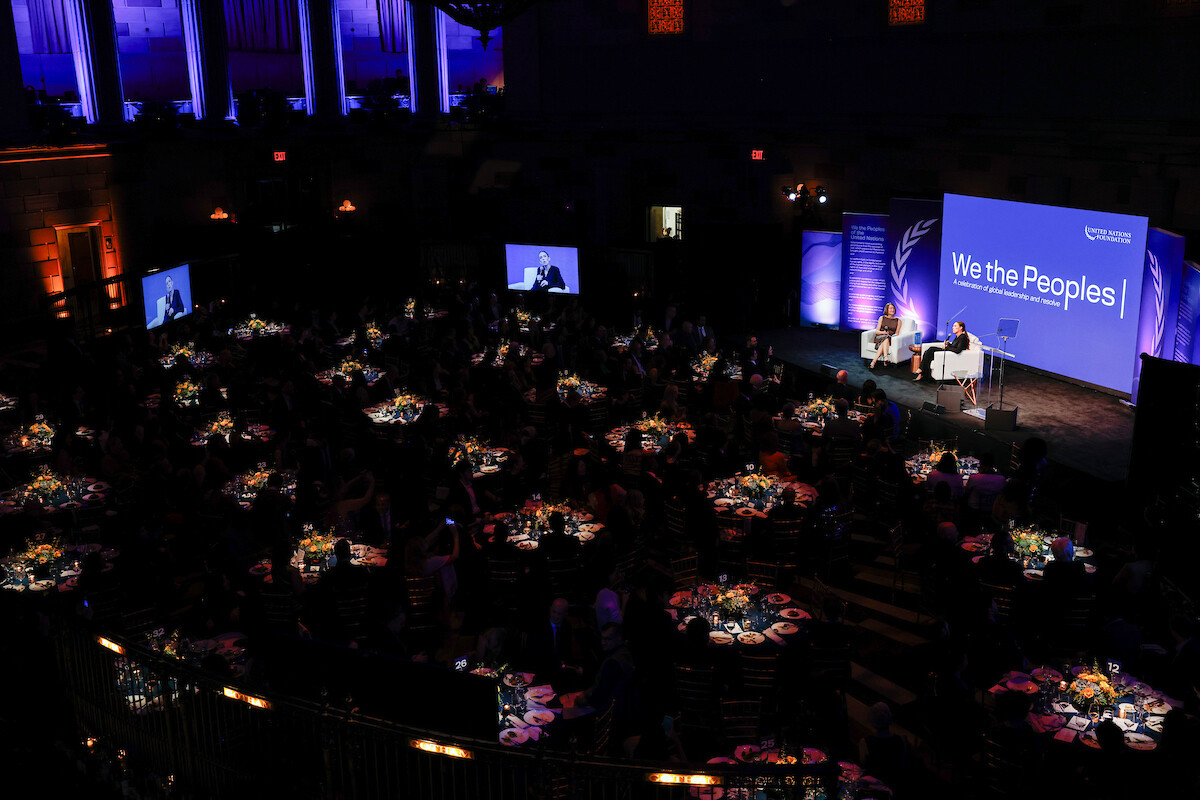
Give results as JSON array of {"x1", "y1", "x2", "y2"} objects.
[
  {"x1": 670, "y1": 554, "x2": 699, "y2": 590},
  {"x1": 719, "y1": 698, "x2": 762, "y2": 749}
]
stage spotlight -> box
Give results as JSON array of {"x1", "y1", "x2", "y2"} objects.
[
  {"x1": 815, "y1": 186, "x2": 828, "y2": 204},
  {"x1": 781, "y1": 185, "x2": 797, "y2": 202}
]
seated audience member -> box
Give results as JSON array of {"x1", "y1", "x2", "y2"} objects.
[
  {"x1": 859, "y1": 702, "x2": 912, "y2": 791},
  {"x1": 581, "y1": 623, "x2": 638, "y2": 747},
  {"x1": 523, "y1": 598, "x2": 585, "y2": 686},
  {"x1": 925, "y1": 452, "x2": 965, "y2": 498},
  {"x1": 828, "y1": 370, "x2": 854, "y2": 403},
  {"x1": 1042, "y1": 536, "x2": 1087, "y2": 598},
  {"x1": 822, "y1": 397, "x2": 862, "y2": 444}
]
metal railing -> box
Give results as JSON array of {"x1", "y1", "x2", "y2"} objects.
[{"x1": 53, "y1": 621, "x2": 841, "y2": 799}]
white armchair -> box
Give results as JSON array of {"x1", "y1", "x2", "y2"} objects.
[
  {"x1": 920, "y1": 333, "x2": 985, "y2": 382},
  {"x1": 859, "y1": 317, "x2": 919, "y2": 366},
  {"x1": 508, "y1": 267, "x2": 571, "y2": 293}
]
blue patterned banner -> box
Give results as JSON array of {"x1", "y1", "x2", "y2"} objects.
[
  {"x1": 840, "y1": 213, "x2": 889, "y2": 331},
  {"x1": 800, "y1": 230, "x2": 842, "y2": 327},
  {"x1": 1131, "y1": 228, "x2": 1185, "y2": 402},
  {"x1": 1177, "y1": 262, "x2": 1200, "y2": 365},
  {"x1": 886, "y1": 198, "x2": 943, "y2": 343}
]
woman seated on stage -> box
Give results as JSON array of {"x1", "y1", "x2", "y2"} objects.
[{"x1": 869, "y1": 303, "x2": 902, "y2": 369}]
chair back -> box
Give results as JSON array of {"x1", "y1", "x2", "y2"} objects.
[
  {"x1": 719, "y1": 698, "x2": 762, "y2": 747},
  {"x1": 670, "y1": 554, "x2": 699, "y2": 589},
  {"x1": 746, "y1": 559, "x2": 779, "y2": 587}
]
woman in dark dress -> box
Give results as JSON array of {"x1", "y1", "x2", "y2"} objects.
[{"x1": 869, "y1": 303, "x2": 902, "y2": 369}]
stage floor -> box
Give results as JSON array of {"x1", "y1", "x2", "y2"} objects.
[{"x1": 763, "y1": 326, "x2": 1134, "y2": 482}]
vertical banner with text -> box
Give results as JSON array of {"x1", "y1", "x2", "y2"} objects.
[
  {"x1": 1178, "y1": 261, "x2": 1200, "y2": 366},
  {"x1": 1131, "y1": 228, "x2": 1185, "y2": 403},
  {"x1": 840, "y1": 213, "x2": 889, "y2": 331},
  {"x1": 886, "y1": 198, "x2": 943, "y2": 343}
]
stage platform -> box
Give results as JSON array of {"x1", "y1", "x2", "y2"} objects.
[{"x1": 762, "y1": 325, "x2": 1134, "y2": 483}]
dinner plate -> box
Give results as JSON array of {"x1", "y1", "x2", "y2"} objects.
[
  {"x1": 574, "y1": 530, "x2": 595, "y2": 543},
  {"x1": 1023, "y1": 568, "x2": 1044, "y2": 581},
  {"x1": 1071, "y1": 666, "x2": 1089, "y2": 676},
  {"x1": 961, "y1": 541, "x2": 986, "y2": 552},
  {"x1": 1145, "y1": 716, "x2": 1164, "y2": 733},
  {"x1": 838, "y1": 762, "x2": 864, "y2": 781},
  {"x1": 735, "y1": 507, "x2": 757, "y2": 518},
  {"x1": 503, "y1": 672, "x2": 533, "y2": 688},
  {"x1": 480, "y1": 465, "x2": 500, "y2": 474},
  {"x1": 734, "y1": 744, "x2": 760, "y2": 762},
  {"x1": 1124, "y1": 732, "x2": 1155, "y2": 750},
  {"x1": 803, "y1": 747, "x2": 829, "y2": 765},
  {"x1": 524, "y1": 687, "x2": 556, "y2": 704},
  {"x1": 62, "y1": 576, "x2": 78, "y2": 589},
  {"x1": 971, "y1": 554, "x2": 985, "y2": 564},
  {"x1": 515, "y1": 540, "x2": 538, "y2": 551},
  {"x1": 192, "y1": 639, "x2": 219, "y2": 652},
  {"x1": 1032, "y1": 667, "x2": 1063, "y2": 683},
  {"x1": 58, "y1": 501, "x2": 82, "y2": 510},
  {"x1": 524, "y1": 709, "x2": 556, "y2": 726},
  {"x1": 1005, "y1": 678, "x2": 1038, "y2": 694},
  {"x1": 709, "y1": 631, "x2": 734, "y2": 646},
  {"x1": 1144, "y1": 700, "x2": 1171, "y2": 715},
  {"x1": 30, "y1": 579, "x2": 56, "y2": 591},
  {"x1": 714, "y1": 498, "x2": 735, "y2": 507},
  {"x1": 1034, "y1": 714, "x2": 1064, "y2": 731},
  {"x1": 82, "y1": 493, "x2": 105, "y2": 501},
  {"x1": 771, "y1": 622, "x2": 799, "y2": 635},
  {"x1": 1075, "y1": 547, "x2": 1094, "y2": 558},
  {"x1": 737, "y1": 631, "x2": 765, "y2": 645},
  {"x1": 1084, "y1": 563, "x2": 1097, "y2": 574},
  {"x1": 669, "y1": 591, "x2": 693, "y2": 607},
  {"x1": 765, "y1": 592, "x2": 791, "y2": 605},
  {"x1": 1079, "y1": 731, "x2": 1100, "y2": 749},
  {"x1": 499, "y1": 728, "x2": 529, "y2": 746},
  {"x1": 578, "y1": 523, "x2": 601, "y2": 533},
  {"x1": 779, "y1": 608, "x2": 810, "y2": 620},
  {"x1": 575, "y1": 512, "x2": 594, "y2": 522}
]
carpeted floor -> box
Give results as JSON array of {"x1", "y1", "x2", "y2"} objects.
[{"x1": 760, "y1": 325, "x2": 1134, "y2": 483}]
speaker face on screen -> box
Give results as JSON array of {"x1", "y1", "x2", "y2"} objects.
[
  {"x1": 504, "y1": 244, "x2": 580, "y2": 295},
  {"x1": 142, "y1": 264, "x2": 192, "y2": 330}
]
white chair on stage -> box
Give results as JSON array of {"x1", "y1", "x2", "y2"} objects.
[
  {"x1": 859, "y1": 317, "x2": 920, "y2": 366},
  {"x1": 508, "y1": 267, "x2": 571, "y2": 293},
  {"x1": 921, "y1": 333, "x2": 985, "y2": 404}
]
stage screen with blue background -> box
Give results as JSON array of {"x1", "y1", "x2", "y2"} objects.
[
  {"x1": 839, "y1": 213, "x2": 889, "y2": 331},
  {"x1": 938, "y1": 194, "x2": 1148, "y2": 393},
  {"x1": 505, "y1": 244, "x2": 581, "y2": 294},
  {"x1": 142, "y1": 264, "x2": 192, "y2": 330},
  {"x1": 800, "y1": 230, "x2": 842, "y2": 327}
]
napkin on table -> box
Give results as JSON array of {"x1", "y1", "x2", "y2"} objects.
[
  {"x1": 1052, "y1": 701, "x2": 1078, "y2": 715},
  {"x1": 1066, "y1": 716, "x2": 1090, "y2": 731},
  {"x1": 1053, "y1": 728, "x2": 1077, "y2": 744}
]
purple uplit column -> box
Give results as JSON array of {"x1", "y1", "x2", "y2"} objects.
[
  {"x1": 404, "y1": 1, "x2": 449, "y2": 114},
  {"x1": 0, "y1": 2, "x2": 32, "y2": 140},
  {"x1": 63, "y1": 0, "x2": 125, "y2": 126},
  {"x1": 298, "y1": 0, "x2": 347, "y2": 117},
  {"x1": 180, "y1": 0, "x2": 234, "y2": 122}
]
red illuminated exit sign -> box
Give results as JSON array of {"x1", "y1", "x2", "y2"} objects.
[
  {"x1": 273, "y1": 151, "x2": 287, "y2": 162},
  {"x1": 750, "y1": 150, "x2": 765, "y2": 161}
]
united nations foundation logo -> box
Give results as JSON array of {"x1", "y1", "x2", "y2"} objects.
[{"x1": 1084, "y1": 225, "x2": 1133, "y2": 244}]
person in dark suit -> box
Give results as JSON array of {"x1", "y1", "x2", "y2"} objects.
[
  {"x1": 162, "y1": 274, "x2": 185, "y2": 321},
  {"x1": 916, "y1": 320, "x2": 969, "y2": 382},
  {"x1": 530, "y1": 250, "x2": 566, "y2": 292},
  {"x1": 523, "y1": 597, "x2": 584, "y2": 684}
]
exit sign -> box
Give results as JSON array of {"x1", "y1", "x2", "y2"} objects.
[
  {"x1": 750, "y1": 149, "x2": 764, "y2": 161},
  {"x1": 273, "y1": 151, "x2": 287, "y2": 162}
]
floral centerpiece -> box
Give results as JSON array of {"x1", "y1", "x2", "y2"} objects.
[
  {"x1": 1070, "y1": 663, "x2": 1120, "y2": 709},
  {"x1": 1010, "y1": 527, "x2": 1047, "y2": 561},
  {"x1": 449, "y1": 436, "x2": 489, "y2": 470},
  {"x1": 802, "y1": 396, "x2": 836, "y2": 417},
  {"x1": 171, "y1": 342, "x2": 195, "y2": 361},
  {"x1": 405, "y1": 298, "x2": 417, "y2": 318},
  {"x1": 244, "y1": 465, "x2": 274, "y2": 492},
  {"x1": 209, "y1": 412, "x2": 235, "y2": 438},
  {"x1": 247, "y1": 313, "x2": 266, "y2": 334},
  {"x1": 738, "y1": 472, "x2": 773, "y2": 501},
  {"x1": 297, "y1": 524, "x2": 337, "y2": 564},
  {"x1": 700, "y1": 582, "x2": 758, "y2": 617},
  {"x1": 391, "y1": 393, "x2": 423, "y2": 415},
  {"x1": 20, "y1": 536, "x2": 64, "y2": 566},
  {"x1": 338, "y1": 357, "x2": 365, "y2": 377},
  {"x1": 28, "y1": 466, "x2": 65, "y2": 502},
  {"x1": 635, "y1": 414, "x2": 669, "y2": 438},
  {"x1": 558, "y1": 373, "x2": 584, "y2": 393},
  {"x1": 365, "y1": 325, "x2": 384, "y2": 348},
  {"x1": 696, "y1": 353, "x2": 718, "y2": 377},
  {"x1": 510, "y1": 501, "x2": 573, "y2": 535},
  {"x1": 147, "y1": 627, "x2": 184, "y2": 659},
  {"x1": 515, "y1": 309, "x2": 535, "y2": 326},
  {"x1": 176, "y1": 380, "x2": 200, "y2": 406},
  {"x1": 28, "y1": 415, "x2": 55, "y2": 447}
]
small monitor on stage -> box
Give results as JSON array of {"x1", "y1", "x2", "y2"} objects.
[{"x1": 998, "y1": 319, "x2": 1019, "y2": 339}]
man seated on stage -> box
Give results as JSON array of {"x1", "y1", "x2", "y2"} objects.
[{"x1": 915, "y1": 321, "x2": 969, "y2": 382}]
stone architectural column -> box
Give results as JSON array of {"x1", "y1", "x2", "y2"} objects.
[
  {"x1": 405, "y1": 1, "x2": 449, "y2": 114},
  {"x1": 63, "y1": 0, "x2": 125, "y2": 126},
  {"x1": 298, "y1": 0, "x2": 347, "y2": 118},
  {"x1": 180, "y1": 0, "x2": 234, "y2": 122}
]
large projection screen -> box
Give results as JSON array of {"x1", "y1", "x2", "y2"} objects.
[{"x1": 938, "y1": 194, "x2": 1148, "y2": 393}]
